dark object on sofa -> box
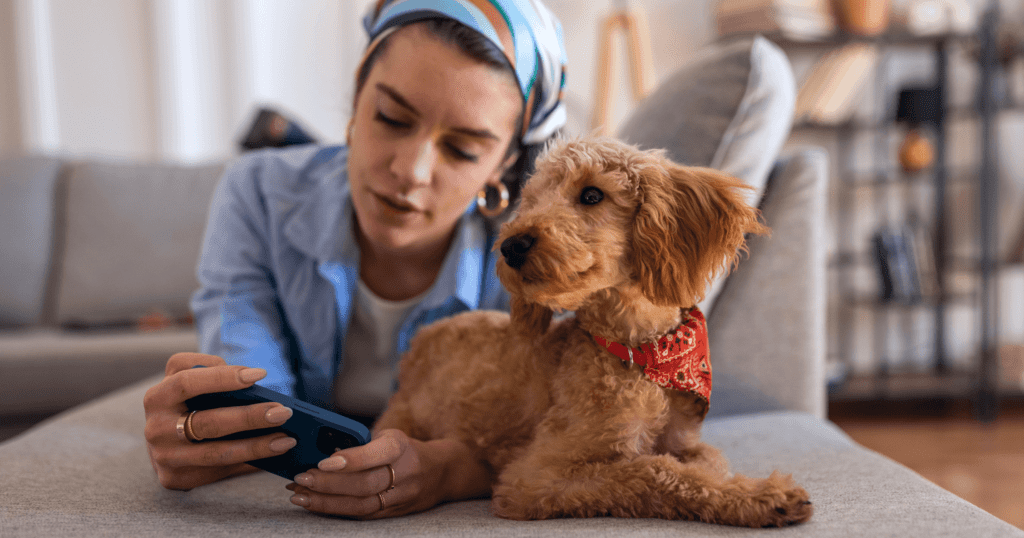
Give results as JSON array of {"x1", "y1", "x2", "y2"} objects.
[{"x1": 240, "y1": 107, "x2": 317, "y2": 151}]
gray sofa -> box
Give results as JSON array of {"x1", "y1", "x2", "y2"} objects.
[
  {"x1": 2, "y1": 36, "x2": 1020, "y2": 536},
  {"x1": 0, "y1": 156, "x2": 224, "y2": 419},
  {"x1": 2, "y1": 149, "x2": 1018, "y2": 536}
]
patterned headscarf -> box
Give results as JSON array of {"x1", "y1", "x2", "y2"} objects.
[{"x1": 363, "y1": 0, "x2": 567, "y2": 145}]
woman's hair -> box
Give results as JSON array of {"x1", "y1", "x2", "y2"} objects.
[{"x1": 354, "y1": 18, "x2": 553, "y2": 209}]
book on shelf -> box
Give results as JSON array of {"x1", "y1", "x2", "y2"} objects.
[
  {"x1": 872, "y1": 224, "x2": 938, "y2": 303},
  {"x1": 794, "y1": 43, "x2": 879, "y2": 126},
  {"x1": 715, "y1": 0, "x2": 836, "y2": 41}
]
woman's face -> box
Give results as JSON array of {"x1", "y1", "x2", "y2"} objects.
[{"x1": 347, "y1": 24, "x2": 522, "y2": 255}]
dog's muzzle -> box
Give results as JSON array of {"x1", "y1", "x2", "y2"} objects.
[{"x1": 500, "y1": 234, "x2": 535, "y2": 270}]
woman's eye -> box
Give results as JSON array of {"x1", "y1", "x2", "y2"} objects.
[
  {"x1": 580, "y1": 186, "x2": 604, "y2": 205},
  {"x1": 447, "y1": 144, "x2": 479, "y2": 163},
  {"x1": 375, "y1": 111, "x2": 409, "y2": 128}
]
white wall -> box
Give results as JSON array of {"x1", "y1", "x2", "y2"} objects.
[
  {"x1": 3, "y1": 0, "x2": 715, "y2": 164},
  {"x1": 0, "y1": 0, "x2": 23, "y2": 157}
]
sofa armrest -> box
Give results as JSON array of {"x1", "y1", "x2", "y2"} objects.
[{"x1": 707, "y1": 148, "x2": 829, "y2": 418}]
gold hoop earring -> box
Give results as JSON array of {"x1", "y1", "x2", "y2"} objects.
[{"x1": 476, "y1": 182, "x2": 509, "y2": 218}]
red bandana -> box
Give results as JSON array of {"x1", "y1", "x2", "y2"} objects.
[{"x1": 593, "y1": 308, "x2": 712, "y2": 402}]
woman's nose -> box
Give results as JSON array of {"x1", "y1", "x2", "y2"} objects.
[{"x1": 391, "y1": 138, "x2": 436, "y2": 187}]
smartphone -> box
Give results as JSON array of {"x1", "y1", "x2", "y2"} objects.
[{"x1": 185, "y1": 367, "x2": 371, "y2": 480}]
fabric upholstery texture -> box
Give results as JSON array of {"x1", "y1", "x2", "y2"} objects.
[
  {"x1": 709, "y1": 149, "x2": 830, "y2": 418},
  {"x1": 0, "y1": 156, "x2": 64, "y2": 326},
  {"x1": 0, "y1": 328, "x2": 195, "y2": 415},
  {"x1": 1, "y1": 377, "x2": 1019, "y2": 537},
  {"x1": 51, "y1": 160, "x2": 223, "y2": 326}
]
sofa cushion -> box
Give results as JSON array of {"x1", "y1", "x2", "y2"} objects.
[
  {"x1": 0, "y1": 156, "x2": 65, "y2": 327},
  {"x1": 50, "y1": 160, "x2": 224, "y2": 327},
  {"x1": 0, "y1": 327, "x2": 196, "y2": 414},
  {"x1": 1, "y1": 379, "x2": 1019, "y2": 537},
  {"x1": 617, "y1": 36, "x2": 796, "y2": 312}
]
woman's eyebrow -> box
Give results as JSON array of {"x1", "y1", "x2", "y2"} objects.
[
  {"x1": 375, "y1": 82, "x2": 500, "y2": 141},
  {"x1": 376, "y1": 83, "x2": 418, "y2": 115}
]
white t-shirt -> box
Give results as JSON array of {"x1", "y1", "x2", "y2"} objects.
[{"x1": 333, "y1": 280, "x2": 425, "y2": 417}]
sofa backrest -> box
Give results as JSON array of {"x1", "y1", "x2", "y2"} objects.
[
  {"x1": 0, "y1": 156, "x2": 65, "y2": 327},
  {"x1": 0, "y1": 155, "x2": 224, "y2": 329},
  {"x1": 51, "y1": 159, "x2": 225, "y2": 327}
]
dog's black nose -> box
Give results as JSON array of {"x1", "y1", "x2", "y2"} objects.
[{"x1": 500, "y1": 234, "x2": 535, "y2": 269}]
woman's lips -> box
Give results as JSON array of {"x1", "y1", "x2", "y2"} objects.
[{"x1": 374, "y1": 192, "x2": 422, "y2": 213}]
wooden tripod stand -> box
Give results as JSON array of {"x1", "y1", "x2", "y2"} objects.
[{"x1": 590, "y1": 0, "x2": 656, "y2": 135}]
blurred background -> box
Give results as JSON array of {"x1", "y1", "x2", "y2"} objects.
[{"x1": 0, "y1": 0, "x2": 1022, "y2": 529}]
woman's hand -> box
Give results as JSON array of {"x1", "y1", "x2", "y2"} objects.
[
  {"x1": 285, "y1": 429, "x2": 493, "y2": 519},
  {"x1": 143, "y1": 352, "x2": 298, "y2": 490}
]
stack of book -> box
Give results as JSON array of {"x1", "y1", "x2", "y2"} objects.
[
  {"x1": 715, "y1": 0, "x2": 836, "y2": 41},
  {"x1": 794, "y1": 43, "x2": 879, "y2": 125},
  {"x1": 873, "y1": 224, "x2": 938, "y2": 303}
]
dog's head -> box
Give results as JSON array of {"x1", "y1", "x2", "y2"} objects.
[{"x1": 496, "y1": 137, "x2": 768, "y2": 332}]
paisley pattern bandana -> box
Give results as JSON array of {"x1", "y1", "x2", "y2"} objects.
[
  {"x1": 363, "y1": 0, "x2": 568, "y2": 144},
  {"x1": 593, "y1": 308, "x2": 712, "y2": 402}
]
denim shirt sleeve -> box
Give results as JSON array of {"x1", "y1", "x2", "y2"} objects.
[{"x1": 190, "y1": 152, "x2": 298, "y2": 395}]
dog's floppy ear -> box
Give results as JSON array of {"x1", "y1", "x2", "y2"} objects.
[
  {"x1": 510, "y1": 296, "x2": 553, "y2": 336},
  {"x1": 631, "y1": 163, "x2": 769, "y2": 307}
]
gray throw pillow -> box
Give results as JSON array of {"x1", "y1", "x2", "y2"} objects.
[{"x1": 617, "y1": 35, "x2": 796, "y2": 311}]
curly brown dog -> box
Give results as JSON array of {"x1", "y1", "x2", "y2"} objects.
[{"x1": 375, "y1": 136, "x2": 813, "y2": 527}]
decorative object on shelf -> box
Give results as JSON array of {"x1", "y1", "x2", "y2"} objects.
[
  {"x1": 898, "y1": 129, "x2": 935, "y2": 173},
  {"x1": 239, "y1": 107, "x2": 317, "y2": 151},
  {"x1": 794, "y1": 43, "x2": 878, "y2": 125},
  {"x1": 833, "y1": 0, "x2": 890, "y2": 35},
  {"x1": 716, "y1": 0, "x2": 836, "y2": 41},
  {"x1": 895, "y1": 86, "x2": 942, "y2": 173},
  {"x1": 590, "y1": 0, "x2": 656, "y2": 136},
  {"x1": 898, "y1": 0, "x2": 976, "y2": 36}
]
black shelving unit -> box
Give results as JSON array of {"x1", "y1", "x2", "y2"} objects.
[{"x1": 767, "y1": 3, "x2": 1009, "y2": 420}]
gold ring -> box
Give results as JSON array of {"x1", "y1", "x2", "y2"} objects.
[
  {"x1": 385, "y1": 463, "x2": 396, "y2": 491},
  {"x1": 183, "y1": 410, "x2": 203, "y2": 442},
  {"x1": 377, "y1": 491, "x2": 387, "y2": 511},
  {"x1": 175, "y1": 412, "x2": 189, "y2": 442}
]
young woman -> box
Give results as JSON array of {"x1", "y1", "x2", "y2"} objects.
[{"x1": 142, "y1": 0, "x2": 567, "y2": 519}]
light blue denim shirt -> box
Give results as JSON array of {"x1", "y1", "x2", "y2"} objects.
[{"x1": 190, "y1": 145, "x2": 510, "y2": 409}]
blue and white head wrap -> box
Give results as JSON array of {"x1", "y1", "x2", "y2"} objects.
[{"x1": 363, "y1": 0, "x2": 567, "y2": 145}]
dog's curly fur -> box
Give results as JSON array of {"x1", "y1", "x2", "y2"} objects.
[{"x1": 375, "y1": 137, "x2": 813, "y2": 527}]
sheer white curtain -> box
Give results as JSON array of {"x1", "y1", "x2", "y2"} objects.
[
  {"x1": 0, "y1": 0, "x2": 713, "y2": 163},
  {"x1": 2, "y1": 0, "x2": 373, "y2": 163}
]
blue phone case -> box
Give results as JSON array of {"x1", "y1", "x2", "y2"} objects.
[{"x1": 185, "y1": 367, "x2": 371, "y2": 481}]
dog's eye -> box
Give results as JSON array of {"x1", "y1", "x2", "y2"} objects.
[{"x1": 580, "y1": 186, "x2": 604, "y2": 206}]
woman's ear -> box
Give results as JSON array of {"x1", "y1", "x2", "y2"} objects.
[{"x1": 630, "y1": 164, "x2": 769, "y2": 307}]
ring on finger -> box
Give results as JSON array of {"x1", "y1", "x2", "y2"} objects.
[
  {"x1": 175, "y1": 413, "x2": 190, "y2": 442},
  {"x1": 385, "y1": 463, "x2": 396, "y2": 491},
  {"x1": 185, "y1": 410, "x2": 205, "y2": 442},
  {"x1": 177, "y1": 410, "x2": 203, "y2": 443}
]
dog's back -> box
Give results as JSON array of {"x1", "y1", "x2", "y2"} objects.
[{"x1": 375, "y1": 310, "x2": 572, "y2": 471}]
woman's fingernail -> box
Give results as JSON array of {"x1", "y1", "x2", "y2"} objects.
[
  {"x1": 269, "y1": 437, "x2": 297, "y2": 453},
  {"x1": 265, "y1": 406, "x2": 293, "y2": 424},
  {"x1": 294, "y1": 473, "x2": 313, "y2": 487},
  {"x1": 239, "y1": 368, "x2": 266, "y2": 384},
  {"x1": 290, "y1": 494, "x2": 310, "y2": 507},
  {"x1": 318, "y1": 455, "x2": 347, "y2": 471}
]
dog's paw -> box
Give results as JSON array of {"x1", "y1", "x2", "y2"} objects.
[{"x1": 750, "y1": 472, "x2": 813, "y2": 528}]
